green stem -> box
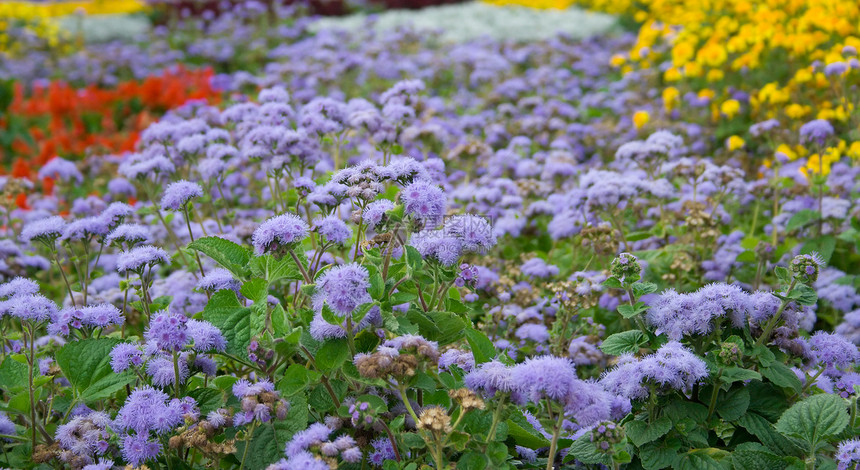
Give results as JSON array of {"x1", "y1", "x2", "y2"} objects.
[
  {"x1": 26, "y1": 323, "x2": 37, "y2": 452},
  {"x1": 238, "y1": 423, "x2": 256, "y2": 470},
  {"x1": 485, "y1": 396, "x2": 506, "y2": 444},
  {"x1": 53, "y1": 251, "x2": 77, "y2": 308},
  {"x1": 172, "y1": 352, "x2": 181, "y2": 398},
  {"x1": 287, "y1": 248, "x2": 312, "y2": 284},
  {"x1": 182, "y1": 205, "x2": 206, "y2": 279},
  {"x1": 754, "y1": 279, "x2": 797, "y2": 349},
  {"x1": 545, "y1": 407, "x2": 566, "y2": 470},
  {"x1": 706, "y1": 369, "x2": 723, "y2": 421}
]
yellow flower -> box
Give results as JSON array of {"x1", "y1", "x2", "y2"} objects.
[
  {"x1": 632, "y1": 111, "x2": 650, "y2": 130},
  {"x1": 775, "y1": 144, "x2": 798, "y2": 161},
  {"x1": 785, "y1": 104, "x2": 811, "y2": 119},
  {"x1": 610, "y1": 54, "x2": 626, "y2": 67},
  {"x1": 662, "y1": 87, "x2": 680, "y2": 113},
  {"x1": 847, "y1": 141, "x2": 860, "y2": 160},
  {"x1": 664, "y1": 67, "x2": 682, "y2": 81},
  {"x1": 726, "y1": 135, "x2": 745, "y2": 151},
  {"x1": 720, "y1": 99, "x2": 741, "y2": 118}
]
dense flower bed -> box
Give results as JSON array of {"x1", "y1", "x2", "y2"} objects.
[{"x1": 0, "y1": 2, "x2": 859, "y2": 470}]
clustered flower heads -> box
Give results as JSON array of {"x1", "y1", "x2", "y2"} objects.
[
  {"x1": 354, "y1": 334, "x2": 440, "y2": 380},
  {"x1": 252, "y1": 213, "x2": 309, "y2": 255},
  {"x1": 231, "y1": 379, "x2": 290, "y2": 426},
  {"x1": 600, "y1": 341, "x2": 709, "y2": 400},
  {"x1": 269, "y1": 422, "x2": 362, "y2": 470}
]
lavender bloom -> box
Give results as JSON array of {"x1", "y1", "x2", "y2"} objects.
[
  {"x1": 836, "y1": 439, "x2": 860, "y2": 470},
  {"x1": 362, "y1": 199, "x2": 395, "y2": 228},
  {"x1": 147, "y1": 355, "x2": 189, "y2": 387},
  {"x1": 5, "y1": 294, "x2": 57, "y2": 322},
  {"x1": 117, "y1": 245, "x2": 170, "y2": 273},
  {"x1": 0, "y1": 277, "x2": 40, "y2": 299},
  {"x1": 145, "y1": 310, "x2": 189, "y2": 353},
  {"x1": 120, "y1": 433, "x2": 162, "y2": 467},
  {"x1": 401, "y1": 181, "x2": 446, "y2": 226},
  {"x1": 0, "y1": 412, "x2": 15, "y2": 441},
  {"x1": 20, "y1": 216, "x2": 66, "y2": 244},
  {"x1": 799, "y1": 119, "x2": 835, "y2": 146},
  {"x1": 312, "y1": 263, "x2": 371, "y2": 317},
  {"x1": 196, "y1": 268, "x2": 241, "y2": 294},
  {"x1": 444, "y1": 215, "x2": 497, "y2": 254},
  {"x1": 515, "y1": 323, "x2": 550, "y2": 343},
  {"x1": 186, "y1": 319, "x2": 227, "y2": 352},
  {"x1": 313, "y1": 215, "x2": 351, "y2": 245},
  {"x1": 110, "y1": 343, "x2": 145, "y2": 373},
  {"x1": 252, "y1": 214, "x2": 309, "y2": 255},
  {"x1": 160, "y1": 180, "x2": 204, "y2": 211},
  {"x1": 510, "y1": 355, "x2": 579, "y2": 403},
  {"x1": 106, "y1": 224, "x2": 151, "y2": 246},
  {"x1": 804, "y1": 332, "x2": 860, "y2": 369},
  {"x1": 61, "y1": 217, "x2": 110, "y2": 241},
  {"x1": 38, "y1": 157, "x2": 83, "y2": 183},
  {"x1": 464, "y1": 360, "x2": 514, "y2": 397},
  {"x1": 438, "y1": 349, "x2": 476, "y2": 373},
  {"x1": 285, "y1": 423, "x2": 332, "y2": 458},
  {"x1": 82, "y1": 460, "x2": 114, "y2": 470},
  {"x1": 520, "y1": 258, "x2": 559, "y2": 279},
  {"x1": 601, "y1": 342, "x2": 707, "y2": 400},
  {"x1": 646, "y1": 283, "x2": 751, "y2": 340}
]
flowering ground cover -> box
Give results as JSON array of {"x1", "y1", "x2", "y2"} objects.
[{"x1": 1, "y1": 1, "x2": 860, "y2": 470}]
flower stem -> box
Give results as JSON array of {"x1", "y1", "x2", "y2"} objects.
[
  {"x1": 238, "y1": 423, "x2": 256, "y2": 470},
  {"x1": 545, "y1": 407, "x2": 566, "y2": 470},
  {"x1": 172, "y1": 352, "x2": 181, "y2": 398},
  {"x1": 754, "y1": 279, "x2": 797, "y2": 349}
]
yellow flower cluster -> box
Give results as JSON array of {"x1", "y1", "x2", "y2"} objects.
[
  {"x1": 0, "y1": 0, "x2": 147, "y2": 54},
  {"x1": 483, "y1": 0, "x2": 575, "y2": 9}
]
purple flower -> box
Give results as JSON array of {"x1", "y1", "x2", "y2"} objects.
[
  {"x1": 836, "y1": 439, "x2": 860, "y2": 470},
  {"x1": 0, "y1": 277, "x2": 40, "y2": 299},
  {"x1": 465, "y1": 360, "x2": 514, "y2": 397},
  {"x1": 362, "y1": 199, "x2": 395, "y2": 228},
  {"x1": 252, "y1": 213, "x2": 309, "y2": 255},
  {"x1": 401, "y1": 181, "x2": 446, "y2": 226},
  {"x1": 147, "y1": 355, "x2": 189, "y2": 387},
  {"x1": 799, "y1": 119, "x2": 834, "y2": 146},
  {"x1": 120, "y1": 433, "x2": 162, "y2": 467},
  {"x1": 368, "y1": 437, "x2": 397, "y2": 466},
  {"x1": 0, "y1": 412, "x2": 15, "y2": 441},
  {"x1": 444, "y1": 215, "x2": 497, "y2": 254},
  {"x1": 285, "y1": 423, "x2": 332, "y2": 458},
  {"x1": 117, "y1": 245, "x2": 170, "y2": 273},
  {"x1": 804, "y1": 332, "x2": 859, "y2": 369},
  {"x1": 38, "y1": 157, "x2": 83, "y2": 183},
  {"x1": 601, "y1": 342, "x2": 707, "y2": 400},
  {"x1": 20, "y1": 216, "x2": 66, "y2": 244},
  {"x1": 313, "y1": 215, "x2": 351, "y2": 245},
  {"x1": 312, "y1": 263, "x2": 371, "y2": 317},
  {"x1": 186, "y1": 319, "x2": 226, "y2": 352},
  {"x1": 520, "y1": 258, "x2": 559, "y2": 279},
  {"x1": 61, "y1": 216, "x2": 110, "y2": 241},
  {"x1": 82, "y1": 459, "x2": 114, "y2": 470},
  {"x1": 110, "y1": 343, "x2": 144, "y2": 373},
  {"x1": 515, "y1": 323, "x2": 550, "y2": 343},
  {"x1": 77, "y1": 304, "x2": 124, "y2": 328},
  {"x1": 4, "y1": 294, "x2": 57, "y2": 322},
  {"x1": 106, "y1": 224, "x2": 151, "y2": 246},
  {"x1": 646, "y1": 283, "x2": 751, "y2": 340},
  {"x1": 145, "y1": 310, "x2": 189, "y2": 353},
  {"x1": 510, "y1": 355, "x2": 579, "y2": 403},
  {"x1": 196, "y1": 268, "x2": 241, "y2": 294},
  {"x1": 160, "y1": 180, "x2": 204, "y2": 211},
  {"x1": 438, "y1": 349, "x2": 475, "y2": 373}
]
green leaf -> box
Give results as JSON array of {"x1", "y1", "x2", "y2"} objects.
[
  {"x1": 626, "y1": 416, "x2": 672, "y2": 447},
  {"x1": 457, "y1": 452, "x2": 489, "y2": 470},
  {"x1": 675, "y1": 448, "x2": 731, "y2": 470},
  {"x1": 249, "y1": 253, "x2": 306, "y2": 284},
  {"x1": 464, "y1": 328, "x2": 496, "y2": 364},
  {"x1": 277, "y1": 364, "x2": 311, "y2": 396},
  {"x1": 188, "y1": 236, "x2": 251, "y2": 278},
  {"x1": 186, "y1": 388, "x2": 223, "y2": 415},
  {"x1": 774, "y1": 394, "x2": 849, "y2": 450},
  {"x1": 403, "y1": 432, "x2": 426, "y2": 449},
  {"x1": 568, "y1": 434, "x2": 612, "y2": 465},
  {"x1": 788, "y1": 284, "x2": 818, "y2": 306},
  {"x1": 774, "y1": 267, "x2": 791, "y2": 285},
  {"x1": 603, "y1": 276, "x2": 623, "y2": 288},
  {"x1": 240, "y1": 278, "x2": 269, "y2": 303},
  {"x1": 720, "y1": 367, "x2": 762, "y2": 384},
  {"x1": 632, "y1": 282, "x2": 659, "y2": 297},
  {"x1": 732, "y1": 444, "x2": 790, "y2": 470},
  {"x1": 715, "y1": 386, "x2": 750, "y2": 421},
  {"x1": 203, "y1": 289, "x2": 252, "y2": 358},
  {"x1": 405, "y1": 245, "x2": 423, "y2": 271},
  {"x1": 238, "y1": 394, "x2": 308, "y2": 469},
  {"x1": 506, "y1": 410, "x2": 550, "y2": 449},
  {"x1": 55, "y1": 338, "x2": 135, "y2": 403},
  {"x1": 760, "y1": 362, "x2": 802, "y2": 393},
  {"x1": 0, "y1": 357, "x2": 29, "y2": 393},
  {"x1": 737, "y1": 413, "x2": 802, "y2": 457},
  {"x1": 785, "y1": 210, "x2": 820, "y2": 233},
  {"x1": 640, "y1": 440, "x2": 682, "y2": 470},
  {"x1": 369, "y1": 272, "x2": 384, "y2": 300},
  {"x1": 800, "y1": 236, "x2": 835, "y2": 264},
  {"x1": 315, "y1": 339, "x2": 350, "y2": 372},
  {"x1": 406, "y1": 309, "x2": 466, "y2": 345},
  {"x1": 600, "y1": 330, "x2": 646, "y2": 355}
]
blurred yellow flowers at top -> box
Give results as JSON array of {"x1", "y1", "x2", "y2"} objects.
[{"x1": 633, "y1": 111, "x2": 650, "y2": 130}]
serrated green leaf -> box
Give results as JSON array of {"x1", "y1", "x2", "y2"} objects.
[
  {"x1": 785, "y1": 210, "x2": 820, "y2": 233},
  {"x1": 0, "y1": 357, "x2": 29, "y2": 393},
  {"x1": 721, "y1": 367, "x2": 762, "y2": 384},
  {"x1": 737, "y1": 413, "x2": 803, "y2": 457},
  {"x1": 237, "y1": 394, "x2": 308, "y2": 469},
  {"x1": 640, "y1": 440, "x2": 682, "y2": 470},
  {"x1": 249, "y1": 252, "x2": 306, "y2": 284},
  {"x1": 675, "y1": 448, "x2": 731, "y2": 470},
  {"x1": 56, "y1": 338, "x2": 135, "y2": 403},
  {"x1": 277, "y1": 364, "x2": 311, "y2": 396},
  {"x1": 315, "y1": 338, "x2": 350, "y2": 372},
  {"x1": 760, "y1": 362, "x2": 802, "y2": 393},
  {"x1": 800, "y1": 236, "x2": 835, "y2": 264},
  {"x1": 626, "y1": 416, "x2": 672, "y2": 447},
  {"x1": 774, "y1": 394, "x2": 849, "y2": 449},
  {"x1": 600, "y1": 330, "x2": 646, "y2": 355},
  {"x1": 186, "y1": 388, "x2": 223, "y2": 415},
  {"x1": 633, "y1": 282, "x2": 659, "y2": 297},
  {"x1": 568, "y1": 434, "x2": 612, "y2": 465},
  {"x1": 203, "y1": 289, "x2": 252, "y2": 358},
  {"x1": 715, "y1": 386, "x2": 750, "y2": 421},
  {"x1": 406, "y1": 309, "x2": 466, "y2": 345},
  {"x1": 464, "y1": 328, "x2": 496, "y2": 365},
  {"x1": 188, "y1": 236, "x2": 251, "y2": 278}
]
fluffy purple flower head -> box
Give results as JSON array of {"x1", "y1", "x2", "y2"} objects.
[
  {"x1": 117, "y1": 245, "x2": 170, "y2": 273},
  {"x1": 62, "y1": 217, "x2": 110, "y2": 241},
  {"x1": 160, "y1": 180, "x2": 204, "y2": 211},
  {"x1": 196, "y1": 268, "x2": 241, "y2": 294},
  {"x1": 520, "y1": 258, "x2": 559, "y2": 279},
  {"x1": 252, "y1": 213, "x2": 309, "y2": 255},
  {"x1": 285, "y1": 423, "x2": 332, "y2": 458},
  {"x1": 0, "y1": 277, "x2": 40, "y2": 299},
  {"x1": 82, "y1": 459, "x2": 114, "y2": 470},
  {"x1": 313, "y1": 263, "x2": 371, "y2": 317},
  {"x1": 5, "y1": 294, "x2": 57, "y2": 322},
  {"x1": 510, "y1": 355, "x2": 579, "y2": 404},
  {"x1": 20, "y1": 216, "x2": 66, "y2": 244},
  {"x1": 38, "y1": 157, "x2": 83, "y2": 183},
  {"x1": 362, "y1": 199, "x2": 395, "y2": 228},
  {"x1": 145, "y1": 310, "x2": 189, "y2": 353},
  {"x1": 313, "y1": 215, "x2": 351, "y2": 245},
  {"x1": 120, "y1": 433, "x2": 161, "y2": 467},
  {"x1": 639, "y1": 341, "x2": 708, "y2": 391},
  {"x1": 444, "y1": 214, "x2": 497, "y2": 253},
  {"x1": 186, "y1": 319, "x2": 226, "y2": 352},
  {"x1": 110, "y1": 342, "x2": 145, "y2": 373},
  {"x1": 836, "y1": 439, "x2": 860, "y2": 470},
  {"x1": 438, "y1": 349, "x2": 475, "y2": 373},
  {"x1": 465, "y1": 360, "x2": 514, "y2": 397},
  {"x1": 101, "y1": 202, "x2": 135, "y2": 228},
  {"x1": 804, "y1": 332, "x2": 860, "y2": 369},
  {"x1": 106, "y1": 224, "x2": 151, "y2": 246},
  {"x1": 799, "y1": 119, "x2": 835, "y2": 146},
  {"x1": 0, "y1": 412, "x2": 15, "y2": 441},
  {"x1": 77, "y1": 304, "x2": 124, "y2": 328},
  {"x1": 401, "y1": 181, "x2": 446, "y2": 226}
]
